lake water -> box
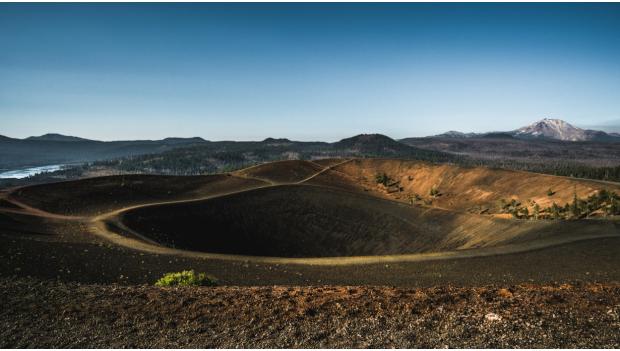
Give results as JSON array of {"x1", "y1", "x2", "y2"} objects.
[{"x1": 0, "y1": 164, "x2": 64, "y2": 179}]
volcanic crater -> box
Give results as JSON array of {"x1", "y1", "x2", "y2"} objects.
[
  {"x1": 104, "y1": 159, "x2": 620, "y2": 259},
  {"x1": 5, "y1": 158, "x2": 620, "y2": 261}
]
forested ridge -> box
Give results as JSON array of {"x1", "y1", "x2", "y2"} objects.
[{"x1": 2, "y1": 134, "x2": 619, "y2": 188}]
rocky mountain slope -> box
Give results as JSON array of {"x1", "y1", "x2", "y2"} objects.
[
  {"x1": 430, "y1": 118, "x2": 620, "y2": 142},
  {"x1": 514, "y1": 118, "x2": 618, "y2": 141}
]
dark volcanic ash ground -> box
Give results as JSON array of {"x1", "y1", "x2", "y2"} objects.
[{"x1": 1, "y1": 278, "x2": 619, "y2": 348}]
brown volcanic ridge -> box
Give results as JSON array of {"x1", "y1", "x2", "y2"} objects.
[{"x1": 2, "y1": 158, "x2": 619, "y2": 265}]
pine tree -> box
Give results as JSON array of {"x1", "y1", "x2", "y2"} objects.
[
  {"x1": 551, "y1": 203, "x2": 560, "y2": 220},
  {"x1": 570, "y1": 191, "x2": 580, "y2": 218},
  {"x1": 521, "y1": 207, "x2": 529, "y2": 218},
  {"x1": 610, "y1": 197, "x2": 619, "y2": 215}
]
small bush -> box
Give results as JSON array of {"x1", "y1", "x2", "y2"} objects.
[
  {"x1": 155, "y1": 270, "x2": 217, "y2": 287},
  {"x1": 429, "y1": 186, "x2": 440, "y2": 197},
  {"x1": 375, "y1": 172, "x2": 390, "y2": 186},
  {"x1": 547, "y1": 189, "x2": 555, "y2": 196}
]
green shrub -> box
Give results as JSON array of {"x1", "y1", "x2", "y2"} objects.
[
  {"x1": 155, "y1": 270, "x2": 217, "y2": 287},
  {"x1": 547, "y1": 189, "x2": 555, "y2": 196},
  {"x1": 375, "y1": 172, "x2": 390, "y2": 186},
  {"x1": 429, "y1": 186, "x2": 440, "y2": 197}
]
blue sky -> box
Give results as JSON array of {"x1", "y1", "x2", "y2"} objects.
[{"x1": 1, "y1": 3, "x2": 619, "y2": 141}]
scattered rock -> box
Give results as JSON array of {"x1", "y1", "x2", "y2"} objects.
[{"x1": 485, "y1": 313, "x2": 502, "y2": 322}]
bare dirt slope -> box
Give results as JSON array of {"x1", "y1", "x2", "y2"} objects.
[
  {"x1": 333, "y1": 158, "x2": 620, "y2": 213},
  {"x1": 119, "y1": 184, "x2": 618, "y2": 258},
  {"x1": 235, "y1": 159, "x2": 325, "y2": 184},
  {"x1": 3, "y1": 214, "x2": 620, "y2": 286},
  {"x1": 1, "y1": 158, "x2": 619, "y2": 266},
  {"x1": 0, "y1": 158, "x2": 619, "y2": 286},
  {"x1": 9, "y1": 174, "x2": 267, "y2": 216},
  {"x1": 2, "y1": 278, "x2": 619, "y2": 348}
]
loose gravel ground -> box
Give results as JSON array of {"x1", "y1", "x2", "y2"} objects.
[{"x1": 1, "y1": 278, "x2": 619, "y2": 348}]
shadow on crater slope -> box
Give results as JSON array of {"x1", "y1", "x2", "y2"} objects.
[
  {"x1": 5, "y1": 158, "x2": 619, "y2": 261},
  {"x1": 119, "y1": 184, "x2": 614, "y2": 258}
]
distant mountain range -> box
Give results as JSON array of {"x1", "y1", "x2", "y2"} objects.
[
  {"x1": 398, "y1": 118, "x2": 620, "y2": 172},
  {"x1": 0, "y1": 132, "x2": 457, "y2": 170},
  {"x1": 431, "y1": 118, "x2": 620, "y2": 142},
  {"x1": 0, "y1": 134, "x2": 208, "y2": 169},
  {"x1": 2, "y1": 118, "x2": 619, "y2": 171},
  {"x1": 24, "y1": 133, "x2": 93, "y2": 142}
]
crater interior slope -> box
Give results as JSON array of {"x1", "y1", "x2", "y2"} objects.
[{"x1": 1, "y1": 158, "x2": 619, "y2": 282}]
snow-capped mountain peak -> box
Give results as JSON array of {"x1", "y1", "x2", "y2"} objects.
[
  {"x1": 514, "y1": 118, "x2": 588, "y2": 141},
  {"x1": 425, "y1": 118, "x2": 620, "y2": 142}
]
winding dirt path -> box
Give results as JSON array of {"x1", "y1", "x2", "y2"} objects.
[{"x1": 297, "y1": 159, "x2": 353, "y2": 183}]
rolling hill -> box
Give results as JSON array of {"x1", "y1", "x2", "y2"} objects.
[{"x1": 0, "y1": 134, "x2": 208, "y2": 169}]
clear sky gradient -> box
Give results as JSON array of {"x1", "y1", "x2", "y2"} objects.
[{"x1": 1, "y1": 3, "x2": 619, "y2": 141}]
